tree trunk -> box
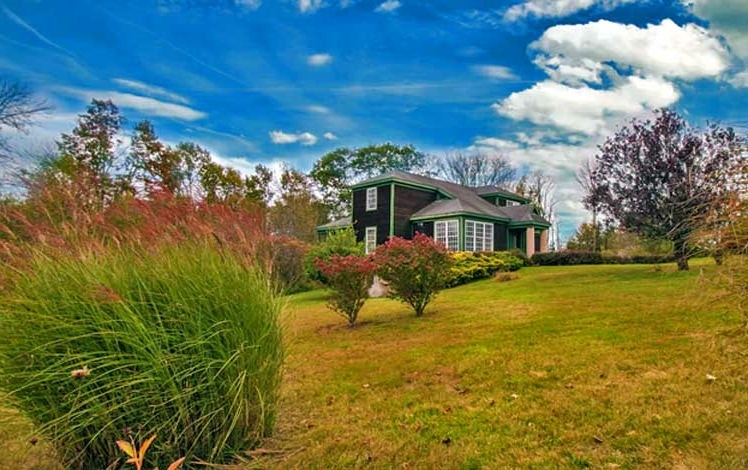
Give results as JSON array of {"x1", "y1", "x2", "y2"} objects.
[{"x1": 674, "y1": 238, "x2": 689, "y2": 271}]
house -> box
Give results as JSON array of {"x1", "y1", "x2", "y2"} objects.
[{"x1": 316, "y1": 171, "x2": 551, "y2": 257}]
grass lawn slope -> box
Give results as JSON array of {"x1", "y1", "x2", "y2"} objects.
[
  {"x1": 4, "y1": 261, "x2": 747, "y2": 469},
  {"x1": 269, "y1": 261, "x2": 746, "y2": 469}
]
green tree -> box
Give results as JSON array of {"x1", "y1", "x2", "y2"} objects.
[
  {"x1": 269, "y1": 165, "x2": 328, "y2": 243},
  {"x1": 566, "y1": 222, "x2": 615, "y2": 252},
  {"x1": 56, "y1": 99, "x2": 126, "y2": 209},
  {"x1": 310, "y1": 143, "x2": 430, "y2": 217}
]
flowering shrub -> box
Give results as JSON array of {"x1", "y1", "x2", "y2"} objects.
[
  {"x1": 373, "y1": 233, "x2": 453, "y2": 317},
  {"x1": 315, "y1": 254, "x2": 376, "y2": 327},
  {"x1": 447, "y1": 251, "x2": 524, "y2": 287}
]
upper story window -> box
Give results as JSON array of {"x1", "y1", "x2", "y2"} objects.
[
  {"x1": 366, "y1": 187, "x2": 377, "y2": 211},
  {"x1": 434, "y1": 220, "x2": 459, "y2": 251}
]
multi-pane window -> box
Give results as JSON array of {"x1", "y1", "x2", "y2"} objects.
[
  {"x1": 365, "y1": 226, "x2": 377, "y2": 254},
  {"x1": 366, "y1": 187, "x2": 377, "y2": 211},
  {"x1": 434, "y1": 220, "x2": 459, "y2": 251},
  {"x1": 465, "y1": 220, "x2": 494, "y2": 252}
]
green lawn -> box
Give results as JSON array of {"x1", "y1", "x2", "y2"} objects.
[{"x1": 4, "y1": 261, "x2": 747, "y2": 469}]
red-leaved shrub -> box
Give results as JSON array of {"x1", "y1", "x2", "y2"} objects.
[
  {"x1": 373, "y1": 233, "x2": 453, "y2": 317},
  {"x1": 315, "y1": 254, "x2": 376, "y2": 327}
]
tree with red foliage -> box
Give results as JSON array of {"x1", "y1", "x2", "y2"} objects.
[
  {"x1": 315, "y1": 254, "x2": 376, "y2": 327},
  {"x1": 373, "y1": 233, "x2": 453, "y2": 317},
  {"x1": 586, "y1": 108, "x2": 743, "y2": 270}
]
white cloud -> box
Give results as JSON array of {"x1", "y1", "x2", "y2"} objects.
[
  {"x1": 299, "y1": 0, "x2": 325, "y2": 13},
  {"x1": 503, "y1": 0, "x2": 638, "y2": 22},
  {"x1": 683, "y1": 0, "x2": 748, "y2": 86},
  {"x1": 269, "y1": 130, "x2": 318, "y2": 146},
  {"x1": 2, "y1": 6, "x2": 75, "y2": 56},
  {"x1": 307, "y1": 105, "x2": 331, "y2": 114},
  {"x1": 471, "y1": 137, "x2": 519, "y2": 151},
  {"x1": 323, "y1": 132, "x2": 338, "y2": 140},
  {"x1": 307, "y1": 53, "x2": 333, "y2": 66},
  {"x1": 234, "y1": 0, "x2": 262, "y2": 9},
  {"x1": 494, "y1": 76, "x2": 680, "y2": 135},
  {"x1": 533, "y1": 19, "x2": 729, "y2": 83},
  {"x1": 730, "y1": 70, "x2": 748, "y2": 87},
  {"x1": 473, "y1": 65, "x2": 517, "y2": 80},
  {"x1": 112, "y1": 78, "x2": 190, "y2": 104},
  {"x1": 375, "y1": 0, "x2": 401, "y2": 13},
  {"x1": 57, "y1": 88, "x2": 206, "y2": 121},
  {"x1": 686, "y1": 0, "x2": 748, "y2": 58}
]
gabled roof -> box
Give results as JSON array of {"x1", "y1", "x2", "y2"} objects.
[
  {"x1": 316, "y1": 216, "x2": 352, "y2": 231},
  {"x1": 354, "y1": 171, "x2": 550, "y2": 226},
  {"x1": 474, "y1": 185, "x2": 530, "y2": 203}
]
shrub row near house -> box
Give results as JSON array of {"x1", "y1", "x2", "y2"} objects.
[
  {"x1": 531, "y1": 250, "x2": 676, "y2": 266},
  {"x1": 447, "y1": 251, "x2": 524, "y2": 287}
]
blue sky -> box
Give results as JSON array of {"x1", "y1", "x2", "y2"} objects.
[{"x1": 2, "y1": 0, "x2": 747, "y2": 242}]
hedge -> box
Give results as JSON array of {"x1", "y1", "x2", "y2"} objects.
[{"x1": 531, "y1": 250, "x2": 676, "y2": 266}]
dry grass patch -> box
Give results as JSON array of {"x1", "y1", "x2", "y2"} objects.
[
  {"x1": 251, "y1": 260, "x2": 748, "y2": 469},
  {"x1": 3, "y1": 261, "x2": 747, "y2": 469}
]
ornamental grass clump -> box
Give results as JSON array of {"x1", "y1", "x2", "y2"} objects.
[
  {"x1": 374, "y1": 233, "x2": 453, "y2": 317},
  {"x1": 315, "y1": 254, "x2": 376, "y2": 327},
  {"x1": 0, "y1": 243, "x2": 283, "y2": 469}
]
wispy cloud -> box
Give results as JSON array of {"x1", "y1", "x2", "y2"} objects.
[
  {"x1": 2, "y1": 6, "x2": 76, "y2": 56},
  {"x1": 307, "y1": 105, "x2": 331, "y2": 114},
  {"x1": 473, "y1": 65, "x2": 517, "y2": 80},
  {"x1": 307, "y1": 53, "x2": 333, "y2": 66},
  {"x1": 503, "y1": 0, "x2": 639, "y2": 22},
  {"x1": 113, "y1": 78, "x2": 190, "y2": 104},
  {"x1": 234, "y1": 0, "x2": 262, "y2": 10},
  {"x1": 299, "y1": 0, "x2": 325, "y2": 13},
  {"x1": 269, "y1": 130, "x2": 318, "y2": 145},
  {"x1": 58, "y1": 87, "x2": 207, "y2": 121},
  {"x1": 323, "y1": 132, "x2": 338, "y2": 140},
  {"x1": 375, "y1": 0, "x2": 401, "y2": 13}
]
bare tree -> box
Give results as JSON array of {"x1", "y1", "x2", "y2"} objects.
[
  {"x1": 517, "y1": 169, "x2": 559, "y2": 249},
  {"x1": 439, "y1": 152, "x2": 516, "y2": 188},
  {"x1": 576, "y1": 157, "x2": 599, "y2": 251},
  {"x1": 0, "y1": 79, "x2": 50, "y2": 155}
]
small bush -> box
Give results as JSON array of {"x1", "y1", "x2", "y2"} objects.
[
  {"x1": 507, "y1": 248, "x2": 532, "y2": 267},
  {"x1": 304, "y1": 227, "x2": 363, "y2": 284},
  {"x1": 447, "y1": 251, "x2": 524, "y2": 287},
  {"x1": 259, "y1": 235, "x2": 311, "y2": 293},
  {"x1": 374, "y1": 233, "x2": 453, "y2": 317},
  {"x1": 315, "y1": 254, "x2": 376, "y2": 327},
  {"x1": 0, "y1": 243, "x2": 283, "y2": 469}
]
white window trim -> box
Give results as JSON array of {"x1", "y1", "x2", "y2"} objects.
[
  {"x1": 366, "y1": 187, "x2": 377, "y2": 211},
  {"x1": 365, "y1": 226, "x2": 377, "y2": 254},
  {"x1": 434, "y1": 219, "x2": 459, "y2": 251},
  {"x1": 465, "y1": 220, "x2": 494, "y2": 252}
]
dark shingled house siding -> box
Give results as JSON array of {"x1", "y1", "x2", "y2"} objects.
[
  {"x1": 494, "y1": 222, "x2": 508, "y2": 251},
  {"x1": 393, "y1": 186, "x2": 437, "y2": 238},
  {"x1": 412, "y1": 221, "x2": 434, "y2": 238},
  {"x1": 353, "y1": 185, "x2": 390, "y2": 245}
]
